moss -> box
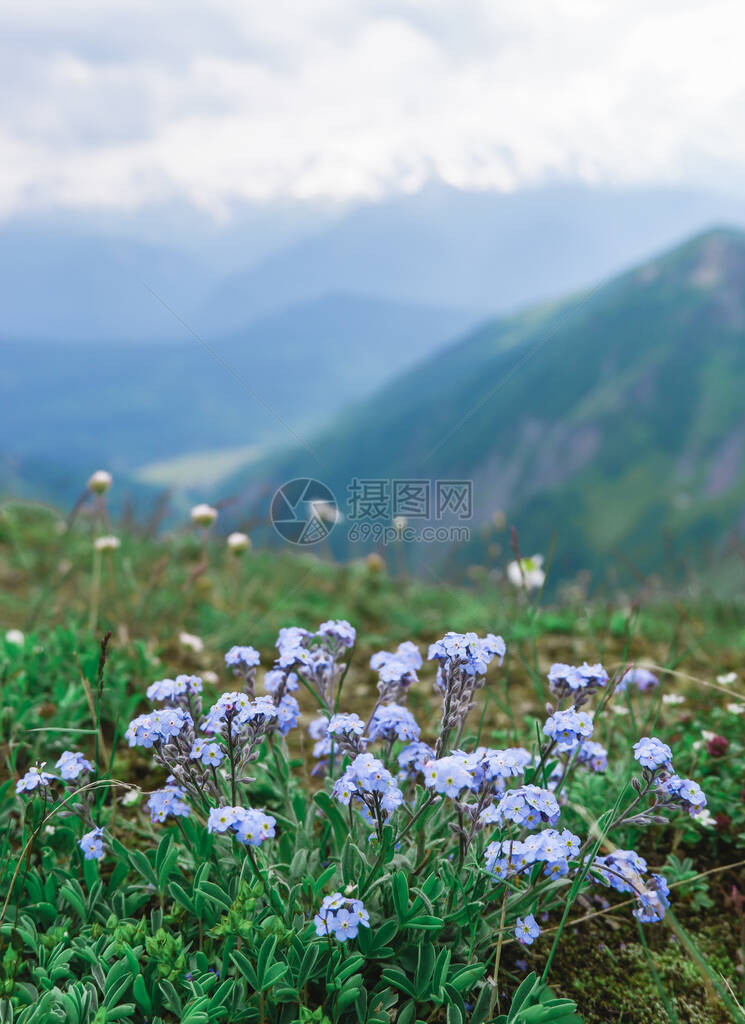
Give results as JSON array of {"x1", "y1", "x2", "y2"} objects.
[{"x1": 529, "y1": 915, "x2": 741, "y2": 1024}]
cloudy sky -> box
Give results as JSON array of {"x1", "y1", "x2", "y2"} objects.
[{"x1": 3, "y1": 0, "x2": 745, "y2": 218}]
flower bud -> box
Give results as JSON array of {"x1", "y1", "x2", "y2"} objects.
[
  {"x1": 94, "y1": 535, "x2": 121, "y2": 552},
  {"x1": 88, "y1": 470, "x2": 112, "y2": 494},
  {"x1": 227, "y1": 531, "x2": 251, "y2": 553},
  {"x1": 191, "y1": 504, "x2": 218, "y2": 528}
]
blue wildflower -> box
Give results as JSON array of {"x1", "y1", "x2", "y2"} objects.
[
  {"x1": 190, "y1": 739, "x2": 225, "y2": 767},
  {"x1": 148, "y1": 784, "x2": 190, "y2": 823},
  {"x1": 318, "y1": 620, "x2": 356, "y2": 648},
  {"x1": 55, "y1": 751, "x2": 93, "y2": 781},
  {"x1": 543, "y1": 707, "x2": 594, "y2": 753},
  {"x1": 515, "y1": 914, "x2": 541, "y2": 945},
  {"x1": 548, "y1": 662, "x2": 608, "y2": 698},
  {"x1": 656, "y1": 773, "x2": 707, "y2": 816},
  {"x1": 332, "y1": 753, "x2": 403, "y2": 823},
  {"x1": 633, "y1": 736, "x2": 672, "y2": 770},
  {"x1": 314, "y1": 893, "x2": 370, "y2": 942},
  {"x1": 147, "y1": 675, "x2": 202, "y2": 703},
  {"x1": 617, "y1": 667, "x2": 659, "y2": 693},
  {"x1": 368, "y1": 704, "x2": 420, "y2": 743},
  {"x1": 276, "y1": 627, "x2": 311, "y2": 668},
  {"x1": 577, "y1": 740, "x2": 608, "y2": 772},
  {"x1": 16, "y1": 764, "x2": 56, "y2": 794},
  {"x1": 225, "y1": 646, "x2": 260, "y2": 669},
  {"x1": 634, "y1": 874, "x2": 670, "y2": 923},
  {"x1": 125, "y1": 707, "x2": 193, "y2": 748},
  {"x1": 203, "y1": 693, "x2": 276, "y2": 735},
  {"x1": 428, "y1": 631, "x2": 505, "y2": 675},
  {"x1": 423, "y1": 755, "x2": 474, "y2": 798},
  {"x1": 276, "y1": 694, "x2": 300, "y2": 735},
  {"x1": 264, "y1": 669, "x2": 298, "y2": 694},
  {"x1": 493, "y1": 785, "x2": 561, "y2": 829},
  {"x1": 397, "y1": 741, "x2": 435, "y2": 777},
  {"x1": 328, "y1": 713, "x2": 366, "y2": 739},
  {"x1": 206, "y1": 805, "x2": 276, "y2": 846},
  {"x1": 79, "y1": 827, "x2": 105, "y2": 861}
]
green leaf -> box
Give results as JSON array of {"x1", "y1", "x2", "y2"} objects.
[
  {"x1": 391, "y1": 872, "x2": 409, "y2": 923},
  {"x1": 313, "y1": 792, "x2": 348, "y2": 848},
  {"x1": 405, "y1": 915, "x2": 443, "y2": 931},
  {"x1": 256, "y1": 935, "x2": 277, "y2": 988},
  {"x1": 297, "y1": 945, "x2": 320, "y2": 987},
  {"x1": 380, "y1": 968, "x2": 416, "y2": 999},
  {"x1": 132, "y1": 975, "x2": 153, "y2": 1016},
  {"x1": 230, "y1": 950, "x2": 258, "y2": 989}
]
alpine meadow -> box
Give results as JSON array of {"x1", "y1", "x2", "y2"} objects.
[{"x1": 3, "y1": 4, "x2": 745, "y2": 1023}]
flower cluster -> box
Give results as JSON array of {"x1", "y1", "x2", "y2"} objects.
[
  {"x1": 207, "y1": 806, "x2": 276, "y2": 846},
  {"x1": 146, "y1": 675, "x2": 203, "y2": 704},
  {"x1": 370, "y1": 641, "x2": 422, "y2": 702},
  {"x1": 423, "y1": 753, "x2": 474, "y2": 797},
  {"x1": 56, "y1": 750, "x2": 93, "y2": 781},
  {"x1": 633, "y1": 736, "x2": 672, "y2": 771},
  {"x1": 577, "y1": 740, "x2": 608, "y2": 773},
  {"x1": 428, "y1": 631, "x2": 505, "y2": 755},
  {"x1": 428, "y1": 631, "x2": 505, "y2": 676},
  {"x1": 543, "y1": 707, "x2": 594, "y2": 753},
  {"x1": 148, "y1": 783, "x2": 190, "y2": 823},
  {"x1": 332, "y1": 753, "x2": 404, "y2": 825},
  {"x1": 368, "y1": 703, "x2": 420, "y2": 743},
  {"x1": 225, "y1": 646, "x2": 261, "y2": 693},
  {"x1": 276, "y1": 621, "x2": 355, "y2": 709},
  {"x1": 616, "y1": 667, "x2": 659, "y2": 693},
  {"x1": 314, "y1": 893, "x2": 370, "y2": 942},
  {"x1": 656, "y1": 773, "x2": 707, "y2": 817},
  {"x1": 491, "y1": 785, "x2": 561, "y2": 829},
  {"x1": 16, "y1": 764, "x2": 55, "y2": 794},
  {"x1": 485, "y1": 828, "x2": 581, "y2": 880},
  {"x1": 547, "y1": 662, "x2": 608, "y2": 701},
  {"x1": 592, "y1": 850, "x2": 670, "y2": 923},
  {"x1": 203, "y1": 693, "x2": 276, "y2": 737},
  {"x1": 125, "y1": 707, "x2": 193, "y2": 748}
]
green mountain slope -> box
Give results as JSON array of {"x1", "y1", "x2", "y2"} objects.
[{"x1": 231, "y1": 228, "x2": 745, "y2": 584}]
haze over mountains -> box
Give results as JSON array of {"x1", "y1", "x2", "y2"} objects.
[
  {"x1": 0, "y1": 293, "x2": 475, "y2": 469},
  {"x1": 4, "y1": 183, "x2": 745, "y2": 343},
  {"x1": 3, "y1": 184, "x2": 745, "y2": 587},
  {"x1": 229, "y1": 228, "x2": 745, "y2": 585}
]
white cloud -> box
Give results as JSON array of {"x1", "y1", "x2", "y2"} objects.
[{"x1": 2, "y1": 0, "x2": 745, "y2": 216}]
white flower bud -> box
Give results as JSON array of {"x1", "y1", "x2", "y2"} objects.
[
  {"x1": 179, "y1": 631, "x2": 204, "y2": 653},
  {"x1": 506, "y1": 555, "x2": 545, "y2": 590},
  {"x1": 4, "y1": 629, "x2": 24, "y2": 646},
  {"x1": 190, "y1": 504, "x2": 218, "y2": 527},
  {"x1": 88, "y1": 470, "x2": 112, "y2": 494},
  {"x1": 227, "y1": 531, "x2": 251, "y2": 553},
  {"x1": 94, "y1": 535, "x2": 121, "y2": 552}
]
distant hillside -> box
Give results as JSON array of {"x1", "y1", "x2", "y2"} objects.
[
  {"x1": 196, "y1": 183, "x2": 745, "y2": 329},
  {"x1": 0, "y1": 225, "x2": 216, "y2": 342},
  {"x1": 233, "y1": 228, "x2": 745, "y2": 585},
  {"x1": 0, "y1": 293, "x2": 475, "y2": 471}
]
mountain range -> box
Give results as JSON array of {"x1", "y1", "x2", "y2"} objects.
[
  {"x1": 4, "y1": 183, "x2": 745, "y2": 343},
  {"x1": 227, "y1": 228, "x2": 745, "y2": 586},
  {"x1": 0, "y1": 293, "x2": 476, "y2": 471}
]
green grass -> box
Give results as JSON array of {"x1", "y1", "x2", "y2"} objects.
[{"x1": 2, "y1": 498, "x2": 745, "y2": 1022}]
